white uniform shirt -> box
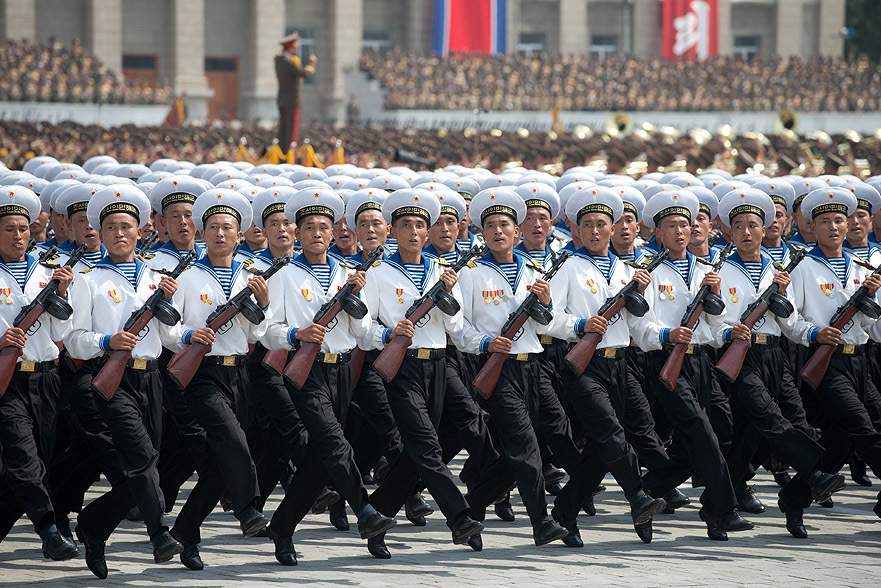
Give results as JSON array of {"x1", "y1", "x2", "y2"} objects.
[
  {"x1": 261, "y1": 254, "x2": 369, "y2": 354},
  {"x1": 172, "y1": 258, "x2": 270, "y2": 356},
  {"x1": 790, "y1": 248, "x2": 876, "y2": 346},
  {"x1": 66, "y1": 258, "x2": 182, "y2": 360},
  {"x1": 547, "y1": 250, "x2": 659, "y2": 349},
  {"x1": 145, "y1": 240, "x2": 205, "y2": 272},
  {"x1": 0, "y1": 255, "x2": 71, "y2": 362},
  {"x1": 452, "y1": 252, "x2": 550, "y2": 355},
  {"x1": 361, "y1": 253, "x2": 464, "y2": 351},
  {"x1": 642, "y1": 252, "x2": 727, "y2": 348}
]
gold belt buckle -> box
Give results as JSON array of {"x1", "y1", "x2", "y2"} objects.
[
  {"x1": 686, "y1": 344, "x2": 695, "y2": 355},
  {"x1": 322, "y1": 353, "x2": 338, "y2": 364},
  {"x1": 754, "y1": 333, "x2": 768, "y2": 345},
  {"x1": 417, "y1": 348, "x2": 431, "y2": 360},
  {"x1": 222, "y1": 356, "x2": 235, "y2": 366},
  {"x1": 132, "y1": 358, "x2": 148, "y2": 370},
  {"x1": 540, "y1": 335, "x2": 552, "y2": 345},
  {"x1": 603, "y1": 348, "x2": 616, "y2": 358},
  {"x1": 515, "y1": 353, "x2": 529, "y2": 361},
  {"x1": 18, "y1": 360, "x2": 36, "y2": 372},
  {"x1": 843, "y1": 344, "x2": 855, "y2": 355}
]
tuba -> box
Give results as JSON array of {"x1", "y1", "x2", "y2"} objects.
[
  {"x1": 774, "y1": 108, "x2": 799, "y2": 135},
  {"x1": 605, "y1": 111, "x2": 633, "y2": 139}
]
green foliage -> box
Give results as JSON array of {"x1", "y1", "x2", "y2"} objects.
[{"x1": 846, "y1": 0, "x2": 881, "y2": 59}]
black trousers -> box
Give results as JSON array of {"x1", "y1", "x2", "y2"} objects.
[
  {"x1": 270, "y1": 358, "x2": 369, "y2": 537},
  {"x1": 371, "y1": 355, "x2": 470, "y2": 525},
  {"x1": 641, "y1": 350, "x2": 737, "y2": 517},
  {"x1": 172, "y1": 360, "x2": 259, "y2": 545},
  {"x1": 722, "y1": 343, "x2": 825, "y2": 508},
  {"x1": 350, "y1": 350, "x2": 403, "y2": 475},
  {"x1": 246, "y1": 344, "x2": 308, "y2": 508},
  {"x1": 622, "y1": 351, "x2": 671, "y2": 471},
  {"x1": 559, "y1": 354, "x2": 643, "y2": 499},
  {"x1": 0, "y1": 367, "x2": 60, "y2": 535},
  {"x1": 78, "y1": 367, "x2": 166, "y2": 541}
]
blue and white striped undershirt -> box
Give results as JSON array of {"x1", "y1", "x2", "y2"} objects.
[
  {"x1": 4, "y1": 260, "x2": 28, "y2": 289},
  {"x1": 438, "y1": 250, "x2": 458, "y2": 264},
  {"x1": 525, "y1": 249, "x2": 551, "y2": 268},
  {"x1": 743, "y1": 261, "x2": 763, "y2": 290},
  {"x1": 498, "y1": 262, "x2": 518, "y2": 290},
  {"x1": 213, "y1": 266, "x2": 233, "y2": 298},
  {"x1": 456, "y1": 238, "x2": 473, "y2": 251},
  {"x1": 828, "y1": 257, "x2": 847, "y2": 284},
  {"x1": 116, "y1": 261, "x2": 138, "y2": 289},
  {"x1": 403, "y1": 264, "x2": 426, "y2": 290},
  {"x1": 82, "y1": 250, "x2": 104, "y2": 266},
  {"x1": 385, "y1": 238, "x2": 399, "y2": 254},
  {"x1": 848, "y1": 245, "x2": 870, "y2": 261},
  {"x1": 763, "y1": 245, "x2": 785, "y2": 263},
  {"x1": 670, "y1": 258, "x2": 690, "y2": 286},
  {"x1": 616, "y1": 251, "x2": 636, "y2": 263},
  {"x1": 311, "y1": 264, "x2": 331, "y2": 292},
  {"x1": 586, "y1": 254, "x2": 612, "y2": 281}
]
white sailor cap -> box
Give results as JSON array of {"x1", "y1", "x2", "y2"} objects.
[
  {"x1": 382, "y1": 189, "x2": 441, "y2": 226},
  {"x1": 700, "y1": 168, "x2": 733, "y2": 181},
  {"x1": 216, "y1": 179, "x2": 254, "y2": 191},
  {"x1": 688, "y1": 186, "x2": 719, "y2": 220},
  {"x1": 33, "y1": 162, "x2": 58, "y2": 180},
  {"x1": 642, "y1": 183, "x2": 679, "y2": 201},
  {"x1": 22, "y1": 155, "x2": 58, "y2": 175},
  {"x1": 416, "y1": 182, "x2": 456, "y2": 199},
  {"x1": 88, "y1": 184, "x2": 153, "y2": 229},
  {"x1": 0, "y1": 186, "x2": 42, "y2": 223},
  {"x1": 55, "y1": 183, "x2": 101, "y2": 218},
  {"x1": 137, "y1": 182, "x2": 157, "y2": 196},
  {"x1": 236, "y1": 185, "x2": 261, "y2": 202},
  {"x1": 555, "y1": 174, "x2": 595, "y2": 191},
  {"x1": 286, "y1": 168, "x2": 328, "y2": 183},
  {"x1": 565, "y1": 185, "x2": 624, "y2": 224},
  {"x1": 149, "y1": 158, "x2": 180, "y2": 172},
  {"x1": 667, "y1": 175, "x2": 703, "y2": 189},
  {"x1": 752, "y1": 179, "x2": 796, "y2": 214},
  {"x1": 367, "y1": 175, "x2": 411, "y2": 191},
  {"x1": 137, "y1": 171, "x2": 173, "y2": 185},
  {"x1": 342, "y1": 177, "x2": 370, "y2": 191},
  {"x1": 443, "y1": 177, "x2": 480, "y2": 199},
  {"x1": 230, "y1": 161, "x2": 254, "y2": 172},
  {"x1": 471, "y1": 188, "x2": 527, "y2": 228},
  {"x1": 699, "y1": 174, "x2": 729, "y2": 189},
  {"x1": 257, "y1": 176, "x2": 295, "y2": 189},
  {"x1": 633, "y1": 179, "x2": 659, "y2": 192},
  {"x1": 434, "y1": 189, "x2": 467, "y2": 221},
  {"x1": 637, "y1": 172, "x2": 664, "y2": 182},
  {"x1": 323, "y1": 175, "x2": 350, "y2": 189},
  {"x1": 40, "y1": 179, "x2": 80, "y2": 213},
  {"x1": 516, "y1": 173, "x2": 558, "y2": 189},
  {"x1": 514, "y1": 183, "x2": 561, "y2": 220},
  {"x1": 710, "y1": 180, "x2": 749, "y2": 200},
  {"x1": 209, "y1": 169, "x2": 249, "y2": 186},
  {"x1": 91, "y1": 162, "x2": 119, "y2": 176},
  {"x1": 802, "y1": 187, "x2": 857, "y2": 220},
  {"x1": 111, "y1": 164, "x2": 151, "y2": 180},
  {"x1": 292, "y1": 179, "x2": 328, "y2": 191},
  {"x1": 478, "y1": 175, "x2": 518, "y2": 191},
  {"x1": 345, "y1": 188, "x2": 389, "y2": 229},
  {"x1": 816, "y1": 174, "x2": 847, "y2": 188},
  {"x1": 791, "y1": 177, "x2": 828, "y2": 210},
  {"x1": 613, "y1": 186, "x2": 646, "y2": 222},
  {"x1": 52, "y1": 182, "x2": 89, "y2": 214},
  {"x1": 149, "y1": 177, "x2": 207, "y2": 214},
  {"x1": 286, "y1": 187, "x2": 345, "y2": 224},
  {"x1": 253, "y1": 187, "x2": 298, "y2": 229},
  {"x1": 558, "y1": 181, "x2": 599, "y2": 213},
  {"x1": 718, "y1": 189, "x2": 777, "y2": 228},
  {"x1": 13, "y1": 177, "x2": 49, "y2": 195},
  {"x1": 336, "y1": 189, "x2": 355, "y2": 206},
  {"x1": 659, "y1": 171, "x2": 697, "y2": 185},
  {"x1": 847, "y1": 183, "x2": 881, "y2": 214},
  {"x1": 248, "y1": 164, "x2": 285, "y2": 177},
  {"x1": 192, "y1": 189, "x2": 253, "y2": 231},
  {"x1": 641, "y1": 190, "x2": 700, "y2": 229}
]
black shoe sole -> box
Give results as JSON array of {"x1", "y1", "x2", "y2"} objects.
[{"x1": 359, "y1": 517, "x2": 397, "y2": 540}]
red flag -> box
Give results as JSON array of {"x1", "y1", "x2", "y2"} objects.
[
  {"x1": 662, "y1": 0, "x2": 718, "y2": 62},
  {"x1": 164, "y1": 96, "x2": 185, "y2": 127}
]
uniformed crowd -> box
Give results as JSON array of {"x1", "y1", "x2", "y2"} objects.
[{"x1": 2, "y1": 154, "x2": 881, "y2": 578}]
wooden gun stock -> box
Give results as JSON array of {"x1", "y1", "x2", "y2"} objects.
[
  {"x1": 167, "y1": 304, "x2": 239, "y2": 389},
  {"x1": 372, "y1": 297, "x2": 434, "y2": 383},
  {"x1": 658, "y1": 307, "x2": 702, "y2": 391},
  {"x1": 0, "y1": 305, "x2": 44, "y2": 397},
  {"x1": 91, "y1": 309, "x2": 156, "y2": 400},
  {"x1": 799, "y1": 305, "x2": 859, "y2": 390},
  {"x1": 563, "y1": 298, "x2": 627, "y2": 376},
  {"x1": 351, "y1": 347, "x2": 366, "y2": 387},
  {"x1": 262, "y1": 349, "x2": 289, "y2": 375},
  {"x1": 472, "y1": 312, "x2": 529, "y2": 400},
  {"x1": 282, "y1": 301, "x2": 342, "y2": 389},
  {"x1": 715, "y1": 300, "x2": 768, "y2": 383}
]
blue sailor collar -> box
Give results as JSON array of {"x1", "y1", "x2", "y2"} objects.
[
  {"x1": 572, "y1": 247, "x2": 618, "y2": 284},
  {"x1": 94, "y1": 256, "x2": 148, "y2": 289},
  {"x1": 476, "y1": 250, "x2": 528, "y2": 291},
  {"x1": 78, "y1": 244, "x2": 108, "y2": 268},
  {"x1": 422, "y1": 243, "x2": 459, "y2": 262},
  {"x1": 806, "y1": 246, "x2": 853, "y2": 287},
  {"x1": 661, "y1": 251, "x2": 697, "y2": 288},
  {"x1": 640, "y1": 236, "x2": 660, "y2": 254},
  {"x1": 191, "y1": 256, "x2": 246, "y2": 294},
  {"x1": 0, "y1": 253, "x2": 41, "y2": 292},
  {"x1": 726, "y1": 251, "x2": 772, "y2": 291},
  {"x1": 57, "y1": 240, "x2": 75, "y2": 252},
  {"x1": 157, "y1": 238, "x2": 206, "y2": 259},
  {"x1": 385, "y1": 251, "x2": 434, "y2": 293},
  {"x1": 292, "y1": 252, "x2": 340, "y2": 292}
]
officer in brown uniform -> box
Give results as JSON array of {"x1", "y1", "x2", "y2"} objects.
[{"x1": 275, "y1": 32, "x2": 316, "y2": 151}]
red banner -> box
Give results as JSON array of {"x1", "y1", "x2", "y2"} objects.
[{"x1": 662, "y1": 0, "x2": 718, "y2": 62}]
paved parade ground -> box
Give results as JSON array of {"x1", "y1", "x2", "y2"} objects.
[{"x1": 1, "y1": 459, "x2": 878, "y2": 588}]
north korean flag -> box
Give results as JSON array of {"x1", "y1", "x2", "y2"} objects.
[{"x1": 432, "y1": 0, "x2": 507, "y2": 56}]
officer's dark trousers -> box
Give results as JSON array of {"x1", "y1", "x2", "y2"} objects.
[
  {"x1": 623, "y1": 347, "x2": 671, "y2": 471},
  {"x1": 78, "y1": 367, "x2": 166, "y2": 541},
  {"x1": 642, "y1": 349, "x2": 737, "y2": 517},
  {"x1": 0, "y1": 365, "x2": 60, "y2": 536},
  {"x1": 350, "y1": 350, "x2": 402, "y2": 475},
  {"x1": 270, "y1": 358, "x2": 369, "y2": 537},
  {"x1": 173, "y1": 359, "x2": 259, "y2": 545},
  {"x1": 723, "y1": 343, "x2": 824, "y2": 508},
  {"x1": 371, "y1": 354, "x2": 470, "y2": 525}
]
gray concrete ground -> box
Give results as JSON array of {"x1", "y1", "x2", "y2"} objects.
[{"x1": 1, "y1": 460, "x2": 879, "y2": 587}]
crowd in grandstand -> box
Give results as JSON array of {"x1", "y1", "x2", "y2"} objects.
[
  {"x1": 0, "y1": 38, "x2": 172, "y2": 104},
  {"x1": 360, "y1": 50, "x2": 881, "y2": 113},
  {"x1": 3, "y1": 119, "x2": 880, "y2": 180}
]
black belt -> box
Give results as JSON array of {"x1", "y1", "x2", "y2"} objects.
[
  {"x1": 203, "y1": 355, "x2": 248, "y2": 366},
  {"x1": 504, "y1": 352, "x2": 541, "y2": 361},
  {"x1": 405, "y1": 348, "x2": 446, "y2": 360},
  {"x1": 832, "y1": 343, "x2": 864, "y2": 355},
  {"x1": 662, "y1": 343, "x2": 707, "y2": 355},
  {"x1": 750, "y1": 333, "x2": 780, "y2": 345},
  {"x1": 15, "y1": 359, "x2": 56, "y2": 373},
  {"x1": 539, "y1": 335, "x2": 567, "y2": 346},
  {"x1": 315, "y1": 351, "x2": 352, "y2": 364},
  {"x1": 125, "y1": 358, "x2": 159, "y2": 370},
  {"x1": 594, "y1": 347, "x2": 623, "y2": 359}
]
